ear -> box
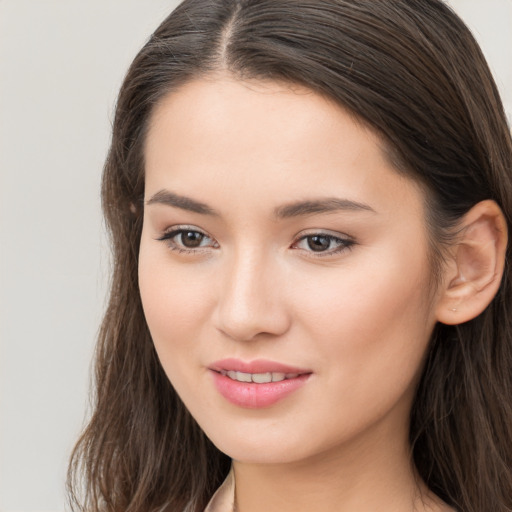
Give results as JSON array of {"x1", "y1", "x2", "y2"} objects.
[{"x1": 436, "y1": 200, "x2": 508, "y2": 325}]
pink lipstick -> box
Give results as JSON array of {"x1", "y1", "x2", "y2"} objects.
[{"x1": 209, "y1": 358, "x2": 312, "y2": 408}]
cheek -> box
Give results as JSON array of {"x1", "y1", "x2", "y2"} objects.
[
  {"x1": 138, "y1": 242, "x2": 214, "y2": 370},
  {"x1": 295, "y1": 251, "x2": 431, "y2": 330},
  {"x1": 292, "y1": 248, "x2": 435, "y2": 404}
]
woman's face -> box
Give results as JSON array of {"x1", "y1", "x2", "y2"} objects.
[{"x1": 139, "y1": 76, "x2": 443, "y2": 465}]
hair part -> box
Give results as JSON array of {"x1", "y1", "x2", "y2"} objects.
[{"x1": 69, "y1": 1, "x2": 512, "y2": 511}]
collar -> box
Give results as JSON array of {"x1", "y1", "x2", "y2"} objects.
[{"x1": 204, "y1": 467, "x2": 236, "y2": 512}]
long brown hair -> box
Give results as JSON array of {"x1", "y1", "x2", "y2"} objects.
[{"x1": 68, "y1": 1, "x2": 512, "y2": 511}]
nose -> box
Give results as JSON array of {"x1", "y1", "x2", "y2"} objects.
[{"x1": 213, "y1": 250, "x2": 291, "y2": 342}]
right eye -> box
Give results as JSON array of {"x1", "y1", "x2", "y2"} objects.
[{"x1": 157, "y1": 226, "x2": 219, "y2": 253}]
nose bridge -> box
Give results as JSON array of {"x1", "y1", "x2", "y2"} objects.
[{"x1": 215, "y1": 244, "x2": 289, "y2": 341}]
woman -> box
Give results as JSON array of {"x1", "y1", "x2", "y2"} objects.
[{"x1": 68, "y1": 1, "x2": 512, "y2": 511}]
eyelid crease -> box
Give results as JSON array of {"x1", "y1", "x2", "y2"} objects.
[
  {"x1": 293, "y1": 227, "x2": 356, "y2": 243},
  {"x1": 157, "y1": 224, "x2": 212, "y2": 238},
  {"x1": 294, "y1": 226, "x2": 354, "y2": 237}
]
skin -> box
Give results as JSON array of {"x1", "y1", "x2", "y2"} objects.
[{"x1": 139, "y1": 76, "x2": 455, "y2": 511}]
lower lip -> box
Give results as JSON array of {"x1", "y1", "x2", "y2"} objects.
[{"x1": 211, "y1": 371, "x2": 310, "y2": 408}]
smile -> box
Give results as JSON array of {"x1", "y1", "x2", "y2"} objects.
[
  {"x1": 220, "y1": 370, "x2": 300, "y2": 383},
  {"x1": 209, "y1": 359, "x2": 312, "y2": 408}
]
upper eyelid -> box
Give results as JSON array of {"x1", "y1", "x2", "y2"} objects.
[
  {"x1": 293, "y1": 233, "x2": 354, "y2": 247},
  {"x1": 159, "y1": 225, "x2": 211, "y2": 238},
  {"x1": 157, "y1": 227, "x2": 351, "y2": 239},
  {"x1": 157, "y1": 225, "x2": 218, "y2": 247},
  {"x1": 294, "y1": 228, "x2": 354, "y2": 241}
]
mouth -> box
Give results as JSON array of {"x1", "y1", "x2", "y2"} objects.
[
  {"x1": 217, "y1": 370, "x2": 302, "y2": 383},
  {"x1": 209, "y1": 358, "x2": 312, "y2": 408}
]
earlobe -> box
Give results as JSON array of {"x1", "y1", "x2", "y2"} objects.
[{"x1": 436, "y1": 200, "x2": 508, "y2": 325}]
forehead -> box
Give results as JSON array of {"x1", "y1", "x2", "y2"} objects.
[
  {"x1": 147, "y1": 76, "x2": 374, "y2": 162},
  {"x1": 144, "y1": 76, "x2": 425, "y2": 221}
]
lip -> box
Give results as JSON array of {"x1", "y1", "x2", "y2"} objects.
[
  {"x1": 209, "y1": 358, "x2": 312, "y2": 409},
  {"x1": 209, "y1": 358, "x2": 311, "y2": 375}
]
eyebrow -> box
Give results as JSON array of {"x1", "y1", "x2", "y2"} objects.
[
  {"x1": 274, "y1": 198, "x2": 376, "y2": 218},
  {"x1": 146, "y1": 189, "x2": 218, "y2": 215},
  {"x1": 146, "y1": 189, "x2": 376, "y2": 218}
]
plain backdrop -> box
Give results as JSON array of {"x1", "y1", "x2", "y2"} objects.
[{"x1": 0, "y1": 1, "x2": 510, "y2": 511}]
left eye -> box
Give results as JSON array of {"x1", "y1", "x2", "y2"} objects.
[
  {"x1": 293, "y1": 234, "x2": 353, "y2": 254},
  {"x1": 157, "y1": 228, "x2": 217, "y2": 251}
]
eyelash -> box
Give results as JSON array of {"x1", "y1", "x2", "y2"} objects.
[
  {"x1": 292, "y1": 233, "x2": 355, "y2": 257},
  {"x1": 156, "y1": 226, "x2": 218, "y2": 254},
  {"x1": 156, "y1": 226, "x2": 355, "y2": 258}
]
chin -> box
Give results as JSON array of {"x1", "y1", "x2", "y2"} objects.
[
  {"x1": 216, "y1": 443, "x2": 301, "y2": 465},
  {"x1": 202, "y1": 423, "x2": 318, "y2": 465}
]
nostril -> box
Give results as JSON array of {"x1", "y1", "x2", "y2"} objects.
[{"x1": 213, "y1": 264, "x2": 292, "y2": 341}]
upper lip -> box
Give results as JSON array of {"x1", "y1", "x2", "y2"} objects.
[{"x1": 209, "y1": 358, "x2": 312, "y2": 375}]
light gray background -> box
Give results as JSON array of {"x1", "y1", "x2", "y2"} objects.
[{"x1": 0, "y1": 1, "x2": 510, "y2": 511}]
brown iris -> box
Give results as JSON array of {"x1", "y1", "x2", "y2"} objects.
[
  {"x1": 307, "y1": 235, "x2": 331, "y2": 252},
  {"x1": 180, "y1": 231, "x2": 205, "y2": 248}
]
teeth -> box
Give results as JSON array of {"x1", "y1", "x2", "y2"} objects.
[
  {"x1": 237, "y1": 372, "x2": 253, "y2": 383},
  {"x1": 252, "y1": 372, "x2": 272, "y2": 383},
  {"x1": 226, "y1": 370, "x2": 251, "y2": 382},
  {"x1": 223, "y1": 371, "x2": 298, "y2": 383}
]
